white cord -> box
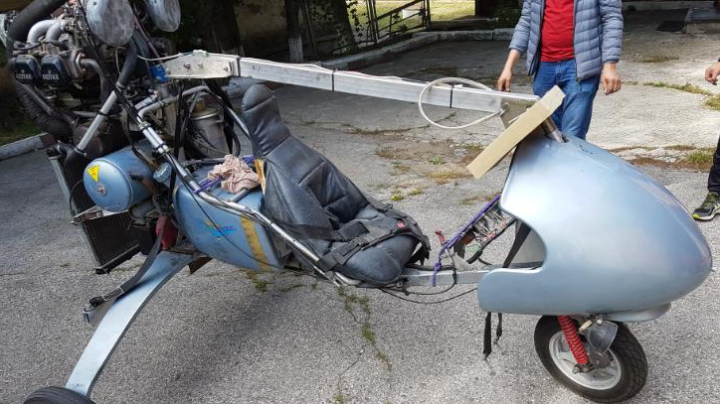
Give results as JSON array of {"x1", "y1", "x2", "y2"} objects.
[
  {"x1": 137, "y1": 53, "x2": 183, "y2": 62},
  {"x1": 417, "y1": 77, "x2": 506, "y2": 130}
]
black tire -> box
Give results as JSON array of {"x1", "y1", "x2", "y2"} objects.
[
  {"x1": 24, "y1": 387, "x2": 96, "y2": 404},
  {"x1": 534, "y1": 316, "x2": 648, "y2": 403}
]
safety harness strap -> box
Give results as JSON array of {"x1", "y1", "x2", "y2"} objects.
[
  {"x1": 273, "y1": 219, "x2": 369, "y2": 242},
  {"x1": 365, "y1": 195, "x2": 431, "y2": 262},
  {"x1": 315, "y1": 226, "x2": 423, "y2": 272},
  {"x1": 86, "y1": 227, "x2": 164, "y2": 311},
  {"x1": 484, "y1": 223, "x2": 532, "y2": 358}
]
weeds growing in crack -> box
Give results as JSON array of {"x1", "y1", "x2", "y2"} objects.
[
  {"x1": 332, "y1": 287, "x2": 394, "y2": 402},
  {"x1": 279, "y1": 284, "x2": 306, "y2": 293},
  {"x1": 642, "y1": 81, "x2": 720, "y2": 112},
  {"x1": 333, "y1": 391, "x2": 349, "y2": 404},
  {"x1": 685, "y1": 149, "x2": 714, "y2": 169},
  {"x1": 333, "y1": 349, "x2": 362, "y2": 404},
  {"x1": 337, "y1": 287, "x2": 392, "y2": 372},
  {"x1": 428, "y1": 156, "x2": 446, "y2": 165},
  {"x1": 242, "y1": 270, "x2": 274, "y2": 293}
]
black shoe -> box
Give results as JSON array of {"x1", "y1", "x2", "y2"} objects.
[{"x1": 693, "y1": 191, "x2": 720, "y2": 221}]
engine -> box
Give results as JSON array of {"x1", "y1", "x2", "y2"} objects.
[
  {"x1": 4, "y1": 0, "x2": 233, "y2": 272},
  {"x1": 6, "y1": 1, "x2": 173, "y2": 143}
]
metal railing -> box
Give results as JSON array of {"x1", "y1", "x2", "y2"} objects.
[{"x1": 330, "y1": 0, "x2": 430, "y2": 55}]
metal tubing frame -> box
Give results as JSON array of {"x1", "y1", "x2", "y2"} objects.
[
  {"x1": 400, "y1": 267, "x2": 489, "y2": 287},
  {"x1": 161, "y1": 51, "x2": 538, "y2": 121},
  {"x1": 65, "y1": 252, "x2": 195, "y2": 397},
  {"x1": 76, "y1": 90, "x2": 118, "y2": 152},
  {"x1": 134, "y1": 53, "x2": 550, "y2": 285}
]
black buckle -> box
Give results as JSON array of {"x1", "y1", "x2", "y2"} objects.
[{"x1": 354, "y1": 236, "x2": 369, "y2": 247}]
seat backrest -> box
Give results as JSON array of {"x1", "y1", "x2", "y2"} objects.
[{"x1": 241, "y1": 84, "x2": 369, "y2": 241}]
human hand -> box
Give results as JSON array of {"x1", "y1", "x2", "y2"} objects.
[
  {"x1": 705, "y1": 62, "x2": 720, "y2": 85},
  {"x1": 497, "y1": 68, "x2": 513, "y2": 92},
  {"x1": 601, "y1": 63, "x2": 621, "y2": 95}
]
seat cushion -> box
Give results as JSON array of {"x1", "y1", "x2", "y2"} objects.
[
  {"x1": 241, "y1": 84, "x2": 427, "y2": 284},
  {"x1": 332, "y1": 205, "x2": 420, "y2": 283}
]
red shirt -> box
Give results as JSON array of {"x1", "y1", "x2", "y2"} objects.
[{"x1": 540, "y1": 0, "x2": 575, "y2": 62}]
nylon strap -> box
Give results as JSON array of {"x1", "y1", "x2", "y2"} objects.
[
  {"x1": 365, "y1": 195, "x2": 430, "y2": 262},
  {"x1": 272, "y1": 219, "x2": 369, "y2": 242},
  {"x1": 87, "y1": 226, "x2": 164, "y2": 310},
  {"x1": 483, "y1": 312, "x2": 492, "y2": 359},
  {"x1": 484, "y1": 224, "x2": 531, "y2": 358},
  {"x1": 503, "y1": 223, "x2": 531, "y2": 267},
  {"x1": 316, "y1": 227, "x2": 419, "y2": 272}
]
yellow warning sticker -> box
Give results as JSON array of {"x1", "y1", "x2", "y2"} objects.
[{"x1": 87, "y1": 165, "x2": 100, "y2": 182}]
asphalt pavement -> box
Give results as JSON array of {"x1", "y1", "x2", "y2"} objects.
[
  {"x1": 4, "y1": 19, "x2": 720, "y2": 403},
  {"x1": 1, "y1": 135, "x2": 720, "y2": 404}
]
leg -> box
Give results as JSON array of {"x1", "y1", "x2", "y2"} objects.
[
  {"x1": 707, "y1": 132, "x2": 720, "y2": 193},
  {"x1": 556, "y1": 61, "x2": 600, "y2": 140},
  {"x1": 64, "y1": 252, "x2": 194, "y2": 398},
  {"x1": 693, "y1": 132, "x2": 720, "y2": 220},
  {"x1": 532, "y1": 62, "x2": 564, "y2": 129}
]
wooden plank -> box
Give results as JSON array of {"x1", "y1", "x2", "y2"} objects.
[
  {"x1": 0, "y1": 0, "x2": 32, "y2": 12},
  {"x1": 466, "y1": 86, "x2": 565, "y2": 179}
]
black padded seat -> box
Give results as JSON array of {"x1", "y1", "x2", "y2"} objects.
[{"x1": 241, "y1": 85, "x2": 428, "y2": 284}]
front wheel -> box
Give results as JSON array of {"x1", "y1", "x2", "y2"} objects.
[
  {"x1": 534, "y1": 316, "x2": 648, "y2": 403},
  {"x1": 24, "y1": 387, "x2": 96, "y2": 404}
]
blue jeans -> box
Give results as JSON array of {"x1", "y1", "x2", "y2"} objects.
[{"x1": 532, "y1": 60, "x2": 600, "y2": 140}]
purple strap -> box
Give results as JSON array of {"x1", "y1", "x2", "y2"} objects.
[
  {"x1": 431, "y1": 194, "x2": 501, "y2": 286},
  {"x1": 195, "y1": 178, "x2": 222, "y2": 194}
]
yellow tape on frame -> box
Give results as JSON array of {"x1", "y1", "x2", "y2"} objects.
[{"x1": 240, "y1": 216, "x2": 272, "y2": 272}]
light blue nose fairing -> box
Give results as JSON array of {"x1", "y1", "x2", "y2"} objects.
[{"x1": 478, "y1": 135, "x2": 712, "y2": 316}]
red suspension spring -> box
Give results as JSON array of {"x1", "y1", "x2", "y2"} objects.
[{"x1": 558, "y1": 316, "x2": 589, "y2": 365}]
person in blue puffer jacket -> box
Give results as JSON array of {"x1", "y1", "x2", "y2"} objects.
[{"x1": 497, "y1": 0, "x2": 623, "y2": 139}]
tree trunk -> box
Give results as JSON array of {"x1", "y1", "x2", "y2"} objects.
[
  {"x1": 285, "y1": 0, "x2": 304, "y2": 62},
  {"x1": 195, "y1": 0, "x2": 242, "y2": 54},
  {"x1": 329, "y1": 0, "x2": 357, "y2": 53}
]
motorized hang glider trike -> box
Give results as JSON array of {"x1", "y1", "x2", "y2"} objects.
[{"x1": 4, "y1": 0, "x2": 712, "y2": 403}]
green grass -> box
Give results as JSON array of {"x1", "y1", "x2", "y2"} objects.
[
  {"x1": 640, "y1": 55, "x2": 679, "y2": 63},
  {"x1": 704, "y1": 95, "x2": 720, "y2": 112},
  {"x1": 643, "y1": 81, "x2": 720, "y2": 112},
  {"x1": 333, "y1": 392, "x2": 348, "y2": 404},
  {"x1": 685, "y1": 149, "x2": 714, "y2": 167},
  {"x1": 643, "y1": 81, "x2": 711, "y2": 95},
  {"x1": 351, "y1": 1, "x2": 476, "y2": 34},
  {"x1": 0, "y1": 44, "x2": 40, "y2": 146},
  {"x1": 428, "y1": 0, "x2": 475, "y2": 21}
]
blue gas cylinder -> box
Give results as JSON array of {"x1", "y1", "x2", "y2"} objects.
[{"x1": 83, "y1": 146, "x2": 155, "y2": 212}]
